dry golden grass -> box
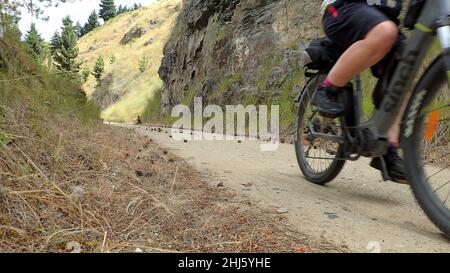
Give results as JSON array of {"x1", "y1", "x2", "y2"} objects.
[
  {"x1": 0, "y1": 117, "x2": 343, "y2": 253},
  {"x1": 1, "y1": 19, "x2": 345, "y2": 253},
  {"x1": 78, "y1": 0, "x2": 181, "y2": 122}
]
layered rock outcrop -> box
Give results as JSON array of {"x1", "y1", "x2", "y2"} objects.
[{"x1": 159, "y1": 0, "x2": 323, "y2": 131}]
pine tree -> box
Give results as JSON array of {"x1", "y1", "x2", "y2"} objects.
[
  {"x1": 50, "y1": 31, "x2": 61, "y2": 55},
  {"x1": 92, "y1": 56, "x2": 104, "y2": 86},
  {"x1": 24, "y1": 23, "x2": 44, "y2": 61},
  {"x1": 53, "y1": 16, "x2": 81, "y2": 79},
  {"x1": 121, "y1": 5, "x2": 131, "y2": 14},
  {"x1": 62, "y1": 16, "x2": 74, "y2": 28},
  {"x1": 81, "y1": 66, "x2": 91, "y2": 82},
  {"x1": 1, "y1": 1, "x2": 70, "y2": 70},
  {"x1": 133, "y1": 3, "x2": 142, "y2": 10},
  {"x1": 74, "y1": 21, "x2": 82, "y2": 38},
  {"x1": 138, "y1": 57, "x2": 149, "y2": 73},
  {"x1": 116, "y1": 5, "x2": 124, "y2": 14},
  {"x1": 82, "y1": 10, "x2": 100, "y2": 36},
  {"x1": 99, "y1": 0, "x2": 116, "y2": 22}
]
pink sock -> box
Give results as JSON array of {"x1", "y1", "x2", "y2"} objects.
[
  {"x1": 389, "y1": 142, "x2": 399, "y2": 148},
  {"x1": 322, "y1": 78, "x2": 337, "y2": 88}
]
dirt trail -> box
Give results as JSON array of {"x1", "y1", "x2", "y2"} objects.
[{"x1": 114, "y1": 123, "x2": 450, "y2": 253}]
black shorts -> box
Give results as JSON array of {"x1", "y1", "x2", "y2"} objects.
[
  {"x1": 323, "y1": 1, "x2": 393, "y2": 49},
  {"x1": 322, "y1": 1, "x2": 404, "y2": 108}
]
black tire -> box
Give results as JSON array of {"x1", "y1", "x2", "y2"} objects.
[
  {"x1": 402, "y1": 56, "x2": 450, "y2": 238},
  {"x1": 295, "y1": 74, "x2": 346, "y2": 185}
]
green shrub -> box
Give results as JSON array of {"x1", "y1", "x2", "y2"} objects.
[
  {"x1": 0, "y1": 31, "x2": 100, "y2": 131},
  {"x1": 138, "y1": 56, "x2": 149, "y2": 73},
  {"x1": 141, "y1": 85, "x2": 162, "y2": 122}
]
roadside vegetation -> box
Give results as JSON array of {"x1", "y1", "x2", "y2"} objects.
[
  {"x1": 0, "y1": 3, "x2": 340, "y2": 253},
  {"x1": 78, "y1": 0, "x2": 181, "y2": 123}
]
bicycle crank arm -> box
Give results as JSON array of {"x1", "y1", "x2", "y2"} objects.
[{"x1": 308, "y1": 123, "x2": 345, "y2": 144}]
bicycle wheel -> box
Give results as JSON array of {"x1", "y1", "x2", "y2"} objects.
[
  {"x1": 295, "y1": 73, "x2": 346, "y2": 185},
  {"x1": 402, "y1": 56, "x2": 450, "y2": 238}
]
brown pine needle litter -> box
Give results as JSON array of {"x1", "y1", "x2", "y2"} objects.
[{"x1": 0, "y1": 115, "x2": 345, "y2": 253}]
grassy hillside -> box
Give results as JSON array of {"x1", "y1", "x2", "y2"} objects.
[
  {"x1": 78, "y1": 0, "x2": 181, "y2": 122},
  {"x1": 1, "y1": 23, "x2": 335, "y2": 253},
  {"x1": 0, "y1": 27, "x2": 102, "y2": 250}
]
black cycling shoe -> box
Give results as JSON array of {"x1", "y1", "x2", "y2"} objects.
[
  {"x1": 370, "y1": 153, "x2": 409, "y2": 185},
  {"x1": 312, "y1": 85, "x2": 345, "y2": 118}
]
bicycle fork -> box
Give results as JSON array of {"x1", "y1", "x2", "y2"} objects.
[{"x1": 436, "y1": 19, "x2": 450, "y2": 85}]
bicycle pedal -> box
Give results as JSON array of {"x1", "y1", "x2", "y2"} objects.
[{"x1": 320, "y1": 112, "x2": 340, "y2": 119}]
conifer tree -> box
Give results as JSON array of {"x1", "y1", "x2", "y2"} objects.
[
  {"x1": 116, "y1": 5, "x2": 124, "y2": 14},
  {"x1": 99, "y1": 0, "x2": 116, "y2": 22},
  {"x1": 25, "y1": 23, "x2": 44, "y2": 61},
  {"x1": 50, "y1": 30, "x2": 61, "y2": 55},
  {"x1": 82, "y1": 66, "x2": 91, "y2": 82},
  {"x1": 138, "y1": 57, "x2": 149, "y2": 73},
  {"x1": 92, "y1": 56, "x2": 104, "y2": 86},
  {"x1": 82, "y1": 10, "x2": 100, "y2": 36},
  {"x1": 74, "y1": 21, "x2": 82, "y2": 38},
  {"x1": 133, "y1": 3, "x2": 142, "y2": 10},
  {"x1": 53, "y1": 16, "x2": 81, "y2": 79}
]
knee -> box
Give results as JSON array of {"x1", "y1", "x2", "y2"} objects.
[
  {"x1": 380, "y1": 21, "x2": 399, "y2": 44},
  {"x1": 371, "y1": 21, "x2": 399, "y2": 50}
]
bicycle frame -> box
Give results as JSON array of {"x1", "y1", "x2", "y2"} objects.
[{"x1": 364, "y1": 0, "x2": 450, "y2": 157}]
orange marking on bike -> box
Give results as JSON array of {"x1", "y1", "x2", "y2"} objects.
[
  {"x1": 303, "y1": 136, "x2": 308, "y2": 145},
  {"x1": 424, "y1": 110, "x2": 440, "y2": 141}
]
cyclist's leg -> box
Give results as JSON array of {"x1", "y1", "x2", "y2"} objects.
[
  {"x1": 323, "y1": 2, "x2": 399, "y2": 86},
  {"x1": 323, "y1": 1, "x2": 400, "y2": 143},
  {"x1": 371, "y1": 33, "x2": 409, "y2": 150},
  {"x1": 321, "y1": 2, "x2": 406, "y2": 183},
  {"x1": 326, "y1": 21, "x2": 398, "y2": 86},
  {"x1": 314, "y1": 2, "x2": 399, "y2": 118},
  {"x1": 373, "y1": 79, "x2": 408, "y2": 183}
]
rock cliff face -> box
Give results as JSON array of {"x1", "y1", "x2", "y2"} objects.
[{"x1": 159, "y1": 0, "x2": 323, "y2": 131}]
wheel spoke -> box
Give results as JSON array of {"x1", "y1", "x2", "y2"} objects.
[
  {"x1": 407, "y1": 64, "x2": 450, "y2": 235},
  {"x1": 426, "y1": 165, "x2": 450, "y2": 182},
  {"x1": 444, "y1": 191, "x2": 450, "y2": 206},
  {"x1": 296, "y1": 74, "x2": 343, "y2": 177},
  {"x1": 433, "y1": 179, "x2": 450, "y2": 193}
]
